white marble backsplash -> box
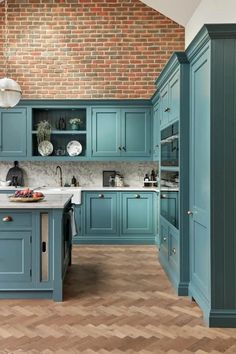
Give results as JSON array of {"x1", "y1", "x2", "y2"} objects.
[{"x1": 0, "y1": 161, "x2": 158, "y2": 188}]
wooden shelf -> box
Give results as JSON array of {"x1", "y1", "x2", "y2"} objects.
[{"x1": 32, "y1": 130, "x2": 87, "y2": 135}]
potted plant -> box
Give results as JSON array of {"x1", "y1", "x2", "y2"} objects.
[
  {"x1": 36, "y1": 120, "x2": 52, "y2": 144},
  {"x1": 69, "y1": 118, "x2": 81, "y2": 130}
]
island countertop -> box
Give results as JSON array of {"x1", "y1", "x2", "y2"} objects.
[{"x1": 0, "y1": 194, "x2": 73, "y2": 209}]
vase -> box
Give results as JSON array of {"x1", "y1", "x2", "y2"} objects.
[{"x1": 70, "y1": 123, "x2": 79, "y2": 130}]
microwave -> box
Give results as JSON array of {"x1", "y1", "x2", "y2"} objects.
[{"x1": 160, "y1": 122, "x2": 179, "y2": 167}]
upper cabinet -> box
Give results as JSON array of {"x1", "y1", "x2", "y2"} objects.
[
  {"x1": 92, "y1": 106, "x2": 151, "y2": 159},
  {"x1": 156, "y1": 53, "x2": 187, "y2": 130},
  {"x1": 0, "y1": 108, "x2": 28, "y2": 158}
]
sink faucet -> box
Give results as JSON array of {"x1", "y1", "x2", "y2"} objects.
[{"x1": 56, "y1": 165, "x2": 63, "y2": 187}]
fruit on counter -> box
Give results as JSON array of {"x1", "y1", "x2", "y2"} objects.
[{"x1": 14, "y1": 188, "x2": 44, "y2": 198}]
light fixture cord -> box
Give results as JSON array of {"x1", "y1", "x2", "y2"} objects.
[{"x1": 4, "y1": 0, "x2": 8, "y2": 77}]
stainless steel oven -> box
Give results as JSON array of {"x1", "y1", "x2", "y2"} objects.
[
  {"x1": 161, "y1": 122, "x2": 179, "y2": 167},
  {"x1": 160, "y1": 190, "x2": 179, "y2": 229}
]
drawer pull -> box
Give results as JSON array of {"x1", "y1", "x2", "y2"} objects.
[
  {"x1": 163, "y1": 237, "x2": 167, "y2": 242},
  {"x1": 164, "y1": 107, "x2": 170, "y2": 112},
  {"x1": 135, "y1": 194, "x2": 140, "y2": 198},
  {"x1": 2, "y1": 216, "x2": 13, "y2": 222},
  {"x1": 98, "y1": 194, "x2": 104, "y2": 198},
  {"x1": 172, "y1": 248, "x2": 176, "y2": 255}
]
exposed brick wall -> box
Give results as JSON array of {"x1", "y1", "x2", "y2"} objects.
[{"x1": 0, "y1": 0, "x2": 184, "y2": 99}]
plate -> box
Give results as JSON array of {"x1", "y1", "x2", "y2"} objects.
[
  {"x1": 9, "y1": 196, "x2": 45, "y2": 203},
  {"x1": 66, "y1": 140, "x2": 82, "y2": 156},
  {"x1": 38, "y1": 141, "x2": 53, "y2": 156}
]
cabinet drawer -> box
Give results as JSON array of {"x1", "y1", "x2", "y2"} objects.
[
  {"x1": 0, "y1": 212, "x2": 32, "y2": 229},
  {"x1": 169, "y1": 228, "x2": 179, "y2": 271},
  {"x1": 159, "y1": 218, "x2": 169, "y2": 256}
]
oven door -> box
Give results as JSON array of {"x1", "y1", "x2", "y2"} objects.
[
  {"x1": 160, "y1": 122, "x2": 179, "y2": 167},
  {"x1": 160, "y1": 191, "x2": 179, "y2": 229}
]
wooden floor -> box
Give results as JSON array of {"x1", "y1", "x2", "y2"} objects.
[{"x1": 1, "y1": 246, "x2": 236, "y2": 354}]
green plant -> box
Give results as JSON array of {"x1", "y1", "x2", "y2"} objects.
[
  {"x1": 69, "y1": 118, "x2": 81, "y2": 125},
  {"x1": 36, "y1": 120, "x2": 52, "y2": 144}
]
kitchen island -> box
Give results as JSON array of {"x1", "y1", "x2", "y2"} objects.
[{"x1": 0, "y1": 194, "x2": 72, "y2": 301}]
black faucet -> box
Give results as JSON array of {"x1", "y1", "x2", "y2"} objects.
[{"x1": 56, "y1": 166, "x2": 63, "y2": 187}]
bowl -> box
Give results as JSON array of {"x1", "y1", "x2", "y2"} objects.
[{"x1": 0, "y1": 180, "x2": 11, "y2": 187}]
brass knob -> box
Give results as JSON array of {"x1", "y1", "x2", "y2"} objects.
[
  {"x1": 135, "y1": 194, "x2": 140, "y2": 198},
  {"x1": 172, "y1": 248, "x2": 176, "y2": 255},
  {"x1": 187, "y1": 210, "x2": 193, "y2": 216},
  {"x1": 163, "y1": 237, "x2": 167, "y2": 242},
  {"x1": 164, "y1": 107, "x2": 170, "y2": 112},
  {"x1": 161, "y1": 194, "x2": 167, "y2": 199},
  {"x1": 2, "y1": 216, "x2": 13, "y2": 222},
  {"x1": 98, "y1": 194, "x2": 104, "y2": 198}
]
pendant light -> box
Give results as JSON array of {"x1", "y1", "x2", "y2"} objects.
[{"x1": 0, "y1": 0, "x2": 22, "y2": 108}]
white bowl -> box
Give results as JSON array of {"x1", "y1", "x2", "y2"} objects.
[{"x1": 0, "y1": 180, "x2": 11, "y2": 187}]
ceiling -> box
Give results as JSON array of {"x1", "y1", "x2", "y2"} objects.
[{"x1": 140, "y1": 0, "x2": 201, "y2": 26}]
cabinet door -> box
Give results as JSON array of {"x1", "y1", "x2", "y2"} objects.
[
  {"x1": 92, "y1": 108, "x2": 121, "y2": 156},
  {"x1": 168, "y1": 226, "x2": 179, "y2": 273},
  {"x1": 121, "y1": 192, "x2": 153, "y2": 234},
  {"x1": 153, "y1": 100, "x2": 160, "y2": 161},
  {"x1": 0, "y1": 108, "x2": 27, "y2": 157},
  {"x1": 160, "y1": 83, "x2": 169, "y2": 128},
  {"x1": 85, "y1": 192, "x2": 118, "y2": 235},
  {"x1": 0, "y1": 231, "x2": 32, "y2": 283},
  {"x1": 168, "y1": 70, "x2": 180, "y2": 124},
  {"x1": 189, "y1": 47, "x2": 211, "y2": 301},
  {"x1": 121, "y1": 108, "x2": 151, "y2": 156}
]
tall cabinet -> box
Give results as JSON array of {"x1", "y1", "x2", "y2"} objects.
[{"x1": 187, "y1": 24, "x2": 236, "y2": 327}]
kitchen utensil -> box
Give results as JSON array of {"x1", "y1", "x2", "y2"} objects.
[
  {"x1": 38, "y1": 141, "x2": 53, "y2": 156},
  {"x1": 66, "y1": 140, "x2": 82, "y2": 156},
  {"x1": 6, "y1": 161, "x2": 24, "y2": 186}
]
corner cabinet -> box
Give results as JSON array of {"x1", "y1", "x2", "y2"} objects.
[
  {"x1": 75, "y1": 190, "x2": 157, "y2": 244},
  {"x1": 91, "y1": 107, "x2": 151, "y2": 159},
  {"x1": 0, "y1": 108, "x2": 28, "y2": 157}
]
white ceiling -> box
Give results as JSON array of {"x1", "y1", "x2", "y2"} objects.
[{"x1": 140, "y1": 0, "x2": 201, "y2": 26}]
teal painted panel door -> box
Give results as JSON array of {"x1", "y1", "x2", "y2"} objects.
[
  {"x1": 92, "y1": 108, "x2": 120, "y2": 156},
  {"x1": 153, "y1": 100, "x2": 160, "y2": 161},
  {"x1": 121, "y1": 109, "x2": 151, "y2": 156},
  {"x1": 189, "y1": 47, "x2": 211, "y2": 302},
  {"x1": 121, "y1": 192, "x2": 153, "y2": 234},
  {"x1": 169, "y1": 70, "x2": 180, "y2": 124},
  {"x1": 0, "y1": 231, "x2": 31, "y2": 283},
  {"x1": 0, "y1": 108, "x2": 27, "y2": 157},
  {"x1": 85, "y1": 192, "x2": 118, "y2": 235}
]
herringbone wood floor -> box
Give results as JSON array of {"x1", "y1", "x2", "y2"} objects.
[{"x1": 0, "y1": 246, "x2": 236, "y2": 354}]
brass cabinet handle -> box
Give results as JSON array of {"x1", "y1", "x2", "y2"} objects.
[
  {"x1": 187, "y1": 210, "x2": 193, "y2": 216},
  {"x1": 2, "y1": 216, "x2": 13, "y2": 222},
  {"x1": 163, "y1": 237, "x2": 167, "y2": 242},
  {"x1": 122, "y1": 146, "x2": 126, "y2": 151},
  {"x1": 164, "y1": 107, "x2": 170, "y2": 112},
  {"x1": 98, "y1": 194, "x2": 104, "y2": 198},
  {"x1": 118, "y1": 146, "x2": 122, "y2": 151},
  {"x1": 161, "y1": 194, "x2": 168, "y2": 199},
  {"x1": 135, "y1": 194, "x2": 140, "y2": 198},
  {"x1": 172, "y1": 248, "x2": 176, "y2": 255}
]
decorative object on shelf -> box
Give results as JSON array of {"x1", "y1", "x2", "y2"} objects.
[
  {"x1": 66, "y1": 140, "x2": 82, "y2": 156},
  {"x1": 38, "y1": 141, "x2": 53, "y2": 156},
  {"x1": 57, "y1": 117, "x2": 66, "y2": 130},
  {"x1": 0, "y1": 0, "x2": 22, "y2": 108},
  {"x1": 69, "y1": 118, "x2": 81, "y2": 130},
  {"x1": 55, "y1": 147, "x2": 66, "y2": 156},
  {"x1": 36, "y1": 120, "x2": 52, "y2": 144}
]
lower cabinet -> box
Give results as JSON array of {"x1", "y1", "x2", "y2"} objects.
[
  {"x1": 159, "y1": 216, "x2": 185, "y2": 295},
  {"x1": 74, "y1": 191, "x2": 157, "y2": 244}
]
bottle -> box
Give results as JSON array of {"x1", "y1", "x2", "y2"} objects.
[
  {"x1": 71, "y1": 176, "x2": 77, "y2": 187},
  {"x1": 144, "y1": 173, "x2": 150, "y2": 187},
  {"x1": 150, "y1": 169, "x2": 156, "y2": 181}
]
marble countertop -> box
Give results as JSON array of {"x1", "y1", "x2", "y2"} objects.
[{"x1": 0, "y1": 194, "x2": 72, "y2": 209}]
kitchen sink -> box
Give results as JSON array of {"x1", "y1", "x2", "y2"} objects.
[{"x1": 36, "y1": 186, "x2": 81, "y2": 204}]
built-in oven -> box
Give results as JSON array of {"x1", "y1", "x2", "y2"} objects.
[
  {"x1": 160, "y1": 190, "x2": 179, "y2": 229},
  {"x1": 161, "y1": 122, "x2": 179, "y2": 167}
]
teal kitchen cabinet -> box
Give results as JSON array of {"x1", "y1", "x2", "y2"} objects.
[
  {"x1": 75, "y1": 190, "x2": 157, "y2": 244},
  {"x1": 121, "y1": 192, "x2": 153, "y2": 235},
  {"x1": 0, "y1": 231, "x2": 32, "y2": 283},
  {"x1": 159, "y1": 217, "x2": 169, "y2": 259},
  {"x1": 0, "y1": 108, "x2": 27, "y2": 157},
  {"x1": 152, "y1": 92, "x2": 160, "y2": 161},
  {"x1": 91, "y1": 107, "x2": 151, "y2": 158},
  {"x1": 84, "y1": 192, "x2": 118, "y2": 236},
  {"x1": 156, "y1": 54, "x2": 186, "y2": 130},
  {"x1": 186, "y1": 24, "x2": 236, "y2": 327}
]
